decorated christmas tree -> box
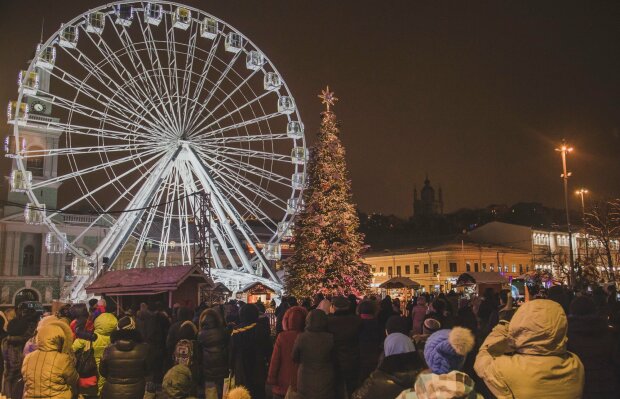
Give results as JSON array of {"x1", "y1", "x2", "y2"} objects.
[{"x1": 284, "y1": 87, "x2": 371, "y2": 298}]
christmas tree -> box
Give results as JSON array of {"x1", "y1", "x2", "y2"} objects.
[{"x1": 284, "y1": 87, "x2": 371, "y2": 298}]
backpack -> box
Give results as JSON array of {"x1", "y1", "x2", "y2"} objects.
[{"x1": 174, "y1": 339, "x2": 194, "y2": 367}]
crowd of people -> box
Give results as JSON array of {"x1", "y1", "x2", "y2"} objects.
[{"x1": 0, "y1": 284, "x2": 618, "y2": 399}]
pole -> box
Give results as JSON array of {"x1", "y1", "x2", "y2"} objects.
[{"x1": 558, "y1": 140, "x2": 575, "y2": 288}]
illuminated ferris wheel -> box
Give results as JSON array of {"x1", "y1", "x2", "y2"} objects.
[{"x1": 7, "y1": 1, "x2": 306, "y2": 297}]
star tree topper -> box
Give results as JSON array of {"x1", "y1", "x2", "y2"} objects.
[{"x1": 318, "y1": 86, "x2": 338, "y2": 112}]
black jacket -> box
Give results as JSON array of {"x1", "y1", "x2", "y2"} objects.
[
  {"x1": 198, "y1": 326, "x2": 229, "y2": 381},
  {"x1": 230, "y1": 322, "x2": 272, "y2": 399},
  {"x1": 327, "y1": 311, "x2": 362, "y2": 375},
  {"x1": 352, "y1": 352, "x2": 424, "y2": 399},
  {"x1": 100, "y1": 329, "x2": 150, "y2": 399},
  {"x1": 567, "y1": 314, "x2": 619, "y2": 399},
  {"x1": 358, "y1": 317, "x2": 383, "y2": 382}
]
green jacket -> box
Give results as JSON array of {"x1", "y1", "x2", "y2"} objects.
[
  {"x1": 474, "y1": 300, "x2": 584, "y2": 399},
  {"x1": 162, "y1": 364, "x2": 198, "y2": 399},
  {"x1": 72, "y1": 312, "x2": 117, "y2": 394}
]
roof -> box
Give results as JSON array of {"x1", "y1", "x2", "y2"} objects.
[
  {"x1": 378, "y1": 276, "x2": 421, "y2": 289},
  {"x1": 240, "y1": 281, "x2": 276, "y2": 293},
  {"x1": 456, "y1": 272, "x2": 508, "y2": 286},
  {"x1": 364, "y1": 240, "x2": 531, "y2": 257},
  {"x1": 86, "y1": 265, "x2": 213, "y2": 295}
]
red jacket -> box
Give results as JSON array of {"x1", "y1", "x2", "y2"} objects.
[{"x1": 267, "y1": 306, "x2": 307, "y2": 396}]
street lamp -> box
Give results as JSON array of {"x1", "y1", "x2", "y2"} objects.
[
  {"x1": 555, "y1": 139, "x2": 575, "y2": 287},
  {"x1": 575, "y1": 188, "x2": 588, "y2": 219}
]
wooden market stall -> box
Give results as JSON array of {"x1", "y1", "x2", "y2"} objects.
[
  {"x1": 455, "y1": 272, "x2": 508, "y2": 295},
  {"x1": 86, "y1": 265, "x2": 213, "y2": 313},
  {"x1": 239, "y1": 281, "x2": 276, "y2": 304}
]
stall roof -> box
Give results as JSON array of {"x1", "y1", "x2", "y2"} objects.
[
  {"x1": 379, "y1": 276, "x2": 421, "y2": 289},
  {"x1": 240, "y1": 281, "x2": 276, "y2": 293},
  {"x1": 86, "y1": 265, "x2": 213, "y2": 295},
  {"x1": 456, "y1": 272, "x2": 508, "y2": 286}
]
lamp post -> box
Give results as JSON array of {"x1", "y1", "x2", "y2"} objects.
[
  {"x1": 575, "y1": 188, "x2": 589, "y2": 265},
  {"x1": 556, "y1": 140, "x2": 575, "y2": 288},
  {"x1": 575, "y1": 188, "x2": 588, "y2": 220}
]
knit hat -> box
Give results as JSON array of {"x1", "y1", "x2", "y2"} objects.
[
  {"x1": 332, "y1": 296, "x2": 350, "y2": 312},
  {"x1": 228, "y1": 386, "x2": 251, "y2": 399},
  {"x1": 423, "y1": 318, "x2": 442, "y2": 335},
  {"x1": 117, "y1": 316, "x2": 136, "y2": 330},
  {"x1": 178, "y1": 320, "x2": 198, "y2": 339},
  {"x1": 569, "y1": 296, "x2": 595, "y2": 316},
  {"x1": 424, "y1": 327, "x2": 475, "y2": 374},
  {"x1": 384, "y1": 332, "x2": 415, "y2": 356}
]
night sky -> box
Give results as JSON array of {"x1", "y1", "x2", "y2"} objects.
[{"x1": 1, "y1": 1, "x2": 618, "y2": 217}]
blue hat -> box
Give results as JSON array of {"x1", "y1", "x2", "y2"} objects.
[{"x1": 424, "y1": 327, "x2": 475, "y2": 374}]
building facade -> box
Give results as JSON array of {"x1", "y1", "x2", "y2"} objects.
[
  {"x1": 468, "y1": 221, "x2": 620, "y2": 278},
  {"x1": 413, "y1": 176, "x2": 443, "y2": 216},
  {"x1": 0, "y1": 58, "x2": 107, "y2": 308},
  {"x1": 364, "y1": 242, "x2": 531, "y2": 293}
]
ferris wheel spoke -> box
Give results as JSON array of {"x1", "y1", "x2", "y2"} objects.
[
  {"x1": 195, "y1": 146, "x2": 291, "y2": 187},
  {"x1": 32, "y1": 147, "x2": 164, "y2": 189},
  {"x1": 66, "y1": 156, "x2": 164, "y2": 247},
  {"x1": 109, "y1": 22, "x2": 182, "y2": 135},
  {"x1": 20, "y1": 142, "x2": 157, "y2": 158},
  {"x1": 188, "y1": 67, "x2": 261, "y2": 134},
  {"x1": 83, "y1": 25, "x2": 181, "y2": 136},
  {"x1": 183, "y1": 34, "x2": 222, "y2": 130},
  {"x1": 57, "y1": 43, "x2": 175, "y2": 135},
  {"x1": 172, "y1": 166, "x2": 192, "y2": 265},
  {"x1": 162, "y1": 18, "x2": 183, "y2": 130},
  {"x1": 185, "y1": 48, "x2": 244, "y2": 132},
  {"x1": 179, "y1": 25, "x2": 200, "y2": 131},
  {"x1": 195, "y1": 149, "x2": 287, "y2": 211},
  {"x1": 202, "y1": 145, "x2": 292, "y2": 164},
  {"x1": 46, "y1": 120, "x2": 152, "y2": 143},
  {"x1": 201, "y1": 133, "x2": 289, "y2": 145},
  {"x1": 192, "y1": 110, "x2": 280, "y2": 140}
]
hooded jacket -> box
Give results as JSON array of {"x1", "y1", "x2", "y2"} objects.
[
  {"x1": 162, "y1": 364, "x2": 197, "y2": 399},
  {"x1": 22, "y1": 323, "x2": 79, "y2": 399},
  {"x1": 99, "y1": 329, "x2": 149, "y2": 399},
  {"x1": 267, "y1": 306, "x2": 307, "y2": 396},
  {"x1": 198, "y1": 308, "x2": 229, "y2": 381},
  {"x1": 72, "y1": 312, "x2": 118, "y2": 394},
  {"x1": 474, "y1": 300, "x2": 584, "y2": 399},
  {"x1": 293, "y1": 310, "x2": 335, "y2": 399},
  {"x1": 352, "y1": 351, "x2": 424, "y2": 399}
]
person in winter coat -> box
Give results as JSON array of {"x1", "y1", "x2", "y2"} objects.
[
  {"x1": 138, "y1": 302, "x2": 170, "y2": 392},
  {"x1": 162, "y1": 364, "x2": 197, "y2": 399},
  {"x1": 230, "y1": 304, "x2": 272, "y2": 399},
  {"x1": 474, "y1": 299, "x2": 584, "y2": 399},
  {"x1": 99, "y1": 316, "x2": 149, "y2": 399},
  {"x1": 327, "y1": 296, "x2": 363, "y2": 398},
  {"x1": 73, "y1": 312, "x2": 118, "y2": 396},
  {"x1": 21, "y1": 321, "x2": 79, "y2": 399},
  {"x1": 567, "y1": 296, "x2": 619, "y2": 399},
  {"x1": 1, "y1": 317, "x2": 32, "y2": 399},
  {"x1": 198, "y1": 308, "x2": 229, "y2": 398},
  {"x1": 411, "y1": 297, "x2": 428, "y2": 335},
  {"x1": 352, "y1": 332, "x2": 424, "y2": 399},
  {"x1": 174, "y1": 321, "x2": 201, "y2": 393},
  {"x1": 267, "y1": 306, "x2": 307, "y2": 399},
  {"x1": 377, "y1": 296, "x2": 397, "y2": 334},
  {"x1": 357, "y1": 300, "x2": 383, "y2": 383},
  {"x1": 0, "y1": 318, "x2": 5, "y2": 389},
  {"x1": 166, "y1": 307, "x2": 194, "y2": 363},
  {"x1": 293, "y1": 309, "x2": 335, "y2": 399},
  {"x1": 397, "y1": 327, "x2": 481, "y2": 399}
]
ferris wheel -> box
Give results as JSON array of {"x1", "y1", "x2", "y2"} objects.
[{"x1": 7, "y1": 1, "x2": 306, "y2": 296}]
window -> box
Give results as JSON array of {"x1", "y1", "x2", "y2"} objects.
[
  {"x1": 482, "y1": 263, "x2": 487, "y2": 272},
  {"x1": 414, "y1": 265, "x2": 419, "y2": 274},
  {"x1": 405, "y1": 265, "x2": 410, "y2": 274},
  {"x1": 466, "y1": 262, "x2": 471, "y2": 272},
  {"x1": 489, "y1": 265, "x2": 494, "y2": 272},
  {"x1": 519, "y1": 264, "x2": 523, "y2": 273},
  {"x1": 512, "y1": 264, "x2": 516, "y2": 273},
  {"x1": 505, "y1": 265, "x2": 509, "y2": 273},
  {"x1": 21, "y1": 245, "x2": 40, "y2": 276},
  {"x1": 26, "y1": 146, "x2": 44, "y2": 177},
  {"x1": 474, "y1": 263, "x2": 479, "y2": 272},
  {"x1": 388, "y1": 266, "x2": 393, "y2": 277},
  {"x1": 396, "y1": 265, "x2": 401, "y2": 276},
  {"x1": 449, "y1": 262, "x2": 457, "y2": 272},
  {"x1": 433, "y1": 264, "x2": 439, "y2": 274},
  {"x1": 424, "y1": 264, "x2": 429, "y2": 273},
  {"x1": 372, "y1": 267, "x2": 376, "y2": 273},
  {"x1": 526, "y1": 265, "x2": 530, "y2": 272},
  {"x1": 379, "y1": 267, "x2": 384, "y2": 273}
]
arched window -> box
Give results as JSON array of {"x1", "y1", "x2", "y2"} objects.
[
  {"x1": 21, "y1": 245, "x2": 40, "y2": 276},
  {"x1": 26, "y1": 146, "x2": 44, "y2": 177},
  {"x1": 14, "y1": 288, "x2": 39, "y2": 306}
]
